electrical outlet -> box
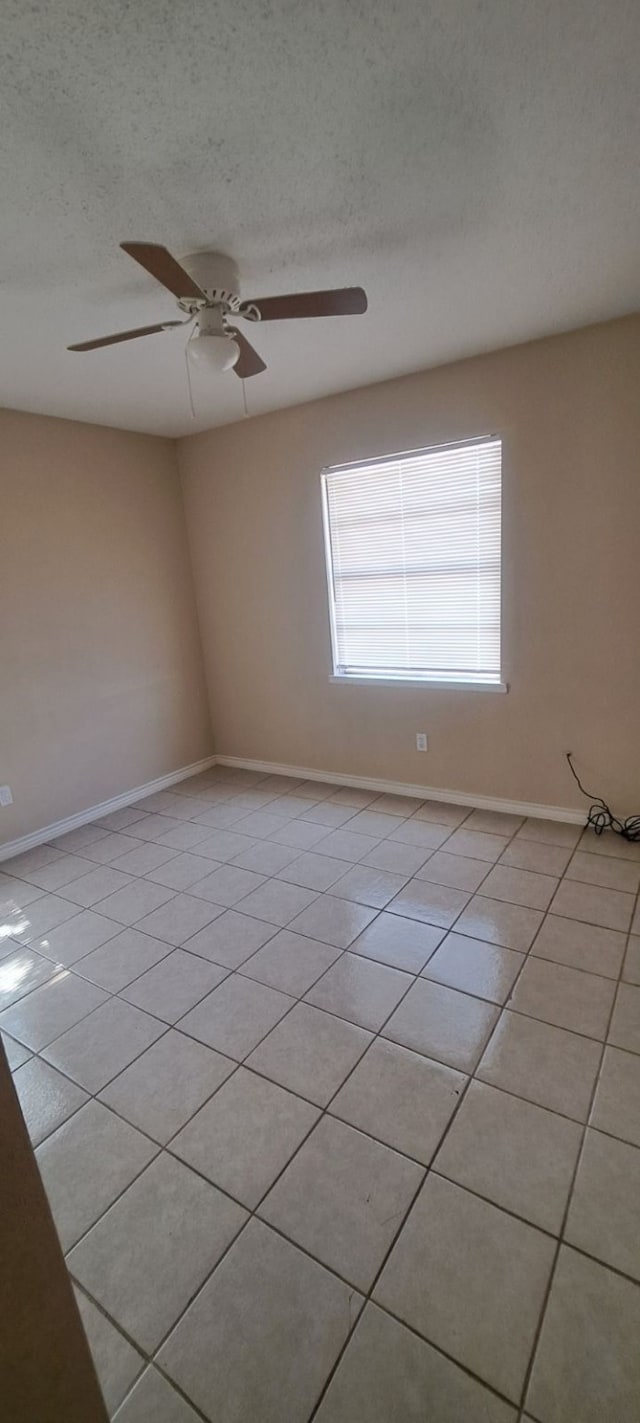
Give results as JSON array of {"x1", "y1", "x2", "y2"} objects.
[
  {"x1": 416, "y1": 733, "x2": 428, "y2": 752},
  {"x1": 0, "y1": 785, "x2": 13, "y2": 808}
]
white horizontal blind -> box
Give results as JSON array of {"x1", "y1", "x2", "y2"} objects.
[{"x1": 322, "y1": 437, "x2": 502, "y2": 684}]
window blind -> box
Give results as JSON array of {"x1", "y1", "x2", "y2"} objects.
[{"x1": 321, "y1": 436, "x2": 502, "y2": 685}]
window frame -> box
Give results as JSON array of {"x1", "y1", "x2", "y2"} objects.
[{"x1": 321, "y1": 435, "x2": 507, "y2": 693}]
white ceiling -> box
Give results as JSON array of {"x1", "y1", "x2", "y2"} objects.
[{"x1": 1, "y1": 0, "x2": 639, "y2": 438}]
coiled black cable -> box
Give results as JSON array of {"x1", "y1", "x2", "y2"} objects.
[{"x1": 566, "y1": 752, "x2": 640, "y2": 842}]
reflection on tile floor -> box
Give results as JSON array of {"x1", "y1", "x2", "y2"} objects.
[{"x1": 1, "y1": 766, "x2": 640, "y2": 1421}]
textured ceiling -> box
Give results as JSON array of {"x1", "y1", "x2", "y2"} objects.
[{"x1": 1, "y1": 0, "x2": 639, "y2": 437}]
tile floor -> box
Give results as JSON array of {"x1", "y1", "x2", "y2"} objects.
[{"x1": 1, "y1": 766, "x2": 640, "y2": 1421}]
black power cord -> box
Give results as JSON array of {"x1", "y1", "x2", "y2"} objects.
[{"x1": 566, "y1": 752, "x2": 640, "y2": 842}]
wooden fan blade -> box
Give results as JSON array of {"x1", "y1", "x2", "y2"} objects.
[
  {"x1": 67, "y1": 321, "x2": 184, "y2": 352},
  {"x1": 241, "y1": 287, "x2": 367, "y2": 321},
  {"x1": 227, "y1": 326, "x2": 267, "y2": 378},
  {"x1": 120, "y1": 243, "x2": 207, "y2": 301}
]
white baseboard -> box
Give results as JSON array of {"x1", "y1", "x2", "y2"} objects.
[
  {"x1": 0, "y1": 755, "x2": 217, "y2": 863},
  {"x1": 215, "y1": 755, "x2": 585, "y2": 825}
]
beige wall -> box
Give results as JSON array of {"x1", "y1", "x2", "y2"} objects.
[
  {"x1": 179, "y1": 315, "x2": 640, "y2": 815},
  {"x1": 1, "y1": 410, "x2": 212, "y2": 844}
]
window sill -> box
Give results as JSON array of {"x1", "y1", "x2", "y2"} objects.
[{"x1": 329, "y1": 675, "x2": 508, "y2": 693}]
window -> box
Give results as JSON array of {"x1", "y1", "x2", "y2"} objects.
[{"x1": 321, "y1": 436, "x2": 503, "y2": 688}]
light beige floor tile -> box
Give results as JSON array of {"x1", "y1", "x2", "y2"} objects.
[
  {"x1": 144, "y1": 852, "x2": 221, "y2": 890},
  {"x1": 237, "y1": 878, "x2": 318, "y2": 926},
  {"x1": 442, "y1": 828, "x2": 509, "y2": 862},
  {"x1": 43, "y1": 996, "x2": 165, "y2": 1091},
  {"x1": 12, "y1": 893, "x2": 81, "y2": 938},
  {"x1": 350, "y1": 912, "x2": 444, "y2": 973},
  {"x1": 566, "y1": 1127, "x2": 640, "y2": 1279},
  {"x1": 3, "y1": 844, "x2": 63, "y2": 877},
  {"x1": 269, "y1": 818, "x2": 330, "y2": 850},
  {"x1": 178, "y1": 974, "x2": 294, "y2": 1059},
  {"x1": 72, "y1": 833, "x2": 140, "y2": 865},
  {"x1": 375, "y1": 1174, "x2": 555, "y2": 1402},
  {"x1": 298, "y1": 801, "x2": 357, "y2": 828},
  {"x1": 74, "y1": 927, "x2": 172, "y2": 992},
  {"x1": 550, "y1": 879, "x2": 635, "y2": 932},
  {"x1": 158, "y1": 1219, "x2": 361, "y2": 1423},
  {"x1": 68, "y1": 1153, "x2": 247, "y2": 1352},
  {"x1": 60, "y1": 866, "x2": 135, "y2": 908},
  {"x1": 305, "y1": 952, "x2": 412, "y2": 1031},
  {"x1": 566, "y1": 850, "x2": 640, "y2": 893},
  {"x1": 435, "y1": 1080, "x2": 582, "y2": 1233},
  {"x1": 329, "y1": 786, "x2": 378, "y2": 808},
  {"x1": 95, "y1": 807, "x2": 148, "y2": 832},
  {"x1": 233, "y1": 810, "x2": 291, "y2": 838},
  {"x1": 313, "y1": 828, "x2": 382, "y2": 862},
  {"x1": 346, "y1": 809, "x2": 405, "y2": 838},
  {"x1": 478, "y1": 864, "x2": 558, "y2": 910},
  {"x1": 463, "y1": 809, "x2": 524, "y2": 836},
  {"x1": 30, "y1": 909, "x2": 120, "y2": 966},
  {"x1": 49, "y1": 824, "x2": 111, "y2": 853},
  {"x1": 578, "y1": 827, "x2": 640, "y2": 862},
  {"x1": 415, "y1": 850, "x2": 490, "y2": 892},
  {"x1": 186, "y1": 829, "x2": 258, "y2": 862},
  {"x1": 454, "y1": 894, "x2": 543, "y2": 951},
  {"x1": 609, "y1": 982, "x2": 640, "y2": 1054},
  {"x1": 113, "y1": 1367, "x2": 200, "y2": 1422},
  {"x1": 517, "y1": 818, "x2": 582, "y2": 848},
  {"x1": 75, "y1": 1288, "x2": 143, "y2": 1416},
  {"x1": 0, "y1": 873, "x2": 45, "y2": 910},
  {"x1": 173, "y1": 1067, "x2": 318, "y2": 1208},
  {"x1": 362, "y1": 838, "x2": 432, "y2": 876},
  {"x1": 413, "y1": 800, "x2": 472, "y2": 827},
  {"x1": 387, "y1": 819, "x2": 451, "y2": 850},
  {"x1": 297, "y1": 780, "x2": 342, "y2": 800},
  {"x1": 623, "y1": 935, "x2": 640, "y2": 985},
  {"x1": 246, "y1": 1002, "x2": 372, "y2": 1106},
  {"x1": 509, "y1": 957, "x2": 615, "y2": 1039},
  {"x1": 315, "y1": 1303, "x2": 516, "y2": 1423},
  {"x1": 633, "y1": 902, "x2": 640, "y2": 936},
  {"x1": 331, "y1": 1037, "x2": 465, "y2": 1164},
  {"x1": 0, "y1": 945, "x2": 60, "y2": 1008},
  {"x1": 187, "y1": 864, "x2": 267, "y2": 908},
  {"x1": 151, "y1": 822, "x2": 214, "y2": 851},
  {"x1": 18, "y1": 854, "x2": 97, "y2": 893},
  {"x1": 276, "y1": 851, "x2": 350, "y2": 891},
  {"x1": 0, "y1": 971, "x2": 107, "y2": 1050},
  {"x1": 100, "y1": 1029, "x2": 235, "y2": 1143},
  {"x1": 331, "y1": 863, "x2": 408, "y2": 908},
  {"x1": 36, "y1": 1100, "x2": 156, "y2": 1250},
  {"x1": 269, "y1": 794, "x2": 324, "y2": 818},
  {"x1": 386, "y1": 879, "x2": 470, "y2": 929},
  {"x1": 289, "y1": 894, "x2": 377, "y2": 948},
  {"x1": 526, "y1": 1246, "x2": 640, "y2": 1423},
  {"x1": 122, "y1": 949, "x2": 228, "y2": 1023},
  {"x1": 423, "y1": 933, "x2": 524, "y2": 1004},
  {"x1": 231, "y1": 839, "x2": 299, "y2": 875},
  {"x1": 1, "y1": 1032, "x2": 31, "y2": 1069},
  {"x1": 370, "y1": 794, "x2": 425, "y2": 817},
  {"x1": 13, "y1": 1055, "x2": 87, "y2": 1145},
  {"x1": 96, "y1": 879, "x2": 177, "y2": 927},
  {"x1": 261, "y1": 1115, "x2": 423, "y2": 1290},
  {"x1": 591, "y1": 1045, "x2": 640, "y2": 1146},
  {"x1": 383, "y1": 977, "x2": 498, "y2": 1071},
  {"x1": 110, "y1": 842, "x2": 179, "y2": 877},
  {"x1": 499, "y1": 838, "x2": 573, "y2": 875},
  {"x1": 184, "y1": 909, "x2": 276, "y2": 968},
  {"x1": 239, "y1": 929, "x2": 340, "y2": 996},
  {"x1": 478, "y1": 1009, "x2": 601, "y2": 1120},
  {"x1": 532, "y1": 914, "x2": 627, "y2": 978}
]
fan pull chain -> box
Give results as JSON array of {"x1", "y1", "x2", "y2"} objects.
[
  {"x1": 185, "y1": 342, "x2": 196, "y2": 420},
  {"x1": 241, "y1": 379, "x2": 249, "y2": 417}
]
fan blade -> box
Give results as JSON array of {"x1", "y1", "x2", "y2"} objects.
[
  {"x1": 228, "y1": 326, "x2": 267, "y2": 378},
  {"x1": 67, "y1": 321, "x2": 185, "y2": 352},
  {"x1": 120, "y1": 243, "x2": 207, "y2": 301},
  {"x1": 241, "y1": 287, "x2": 367, "y2": 321}
]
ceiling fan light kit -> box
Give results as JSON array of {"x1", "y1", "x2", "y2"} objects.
[{"x1": 67, "y1": 243, "x2": 368, "y2": 382}]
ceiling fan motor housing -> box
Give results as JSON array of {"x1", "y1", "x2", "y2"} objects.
[{"x1": 177, "y1": 251, "x2": 241, "y2": 315}]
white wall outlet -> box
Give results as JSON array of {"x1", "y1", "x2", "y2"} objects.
[
  {"x1": 0, "y1": 785, "x2": 13, "y2": 807},
  {"x1": 415, "y1": 733, "x2": 428, "y2": 752}
]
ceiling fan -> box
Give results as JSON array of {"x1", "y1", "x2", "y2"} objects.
[{"x1": 68, "y1": 244, "x2": 368, "y2": 378}]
